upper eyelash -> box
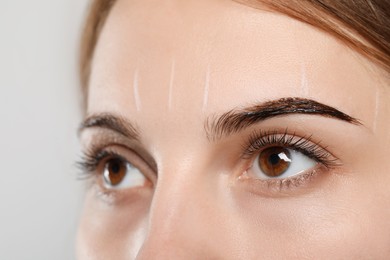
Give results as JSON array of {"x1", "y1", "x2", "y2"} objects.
[
  {"x1": 76, "y1": 149, "x2": 125, "y2": 180},
  {"x1": 77, "y1": 129, "x2": 338, "y2": 187},
  {"x1": 241, "y1": 129, "x2": 339, "y2": 168}
]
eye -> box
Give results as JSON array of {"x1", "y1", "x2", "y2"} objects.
[
  {"x1": 102, "y1": 157, "x2": 147, "y2": 189},
  {"x1": 250, "y1": 146, "x2": 316, "y2": 180}
]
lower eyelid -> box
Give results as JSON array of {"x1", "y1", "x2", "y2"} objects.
[
  {"x1": 238, "y1": 164, "x2": 329, "y2": 197},
  {"x1": 92, "y1": 181, "x2": 154, "y2": 205}
]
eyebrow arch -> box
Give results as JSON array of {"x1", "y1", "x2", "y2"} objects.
[
  {"x1": 205, "y1": 97, "x2": 361, "y2": 141},
  {"x1": 79, "y1": 113, "x2": 140, "y2": 140}
]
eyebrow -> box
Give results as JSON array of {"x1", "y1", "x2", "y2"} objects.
[
  {"x1": 205, "y1": 97, "x2": 361, "y2": 141},
  {"x1": 79, "y1": 113, "x2": 140, "y2": 140},
  {"x1": 79, "y1": 98, "x2": 361, "y2": 142}
]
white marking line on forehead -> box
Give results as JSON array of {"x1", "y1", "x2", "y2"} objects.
[
  {"x1": 168, "y1": 60, "x2": 176, "y2": 110},
  {"x1": 372, "y1": 88, "x2": 380, "y2": 133},
  {"x1": 300, "y1": 62, "x2": 309, "y2": 96},
  {"x1": 133, "y1": 69, "x2": 141, "y2": 111},
  {"x1": 202, "y1": 65, "x2": 210, "y2": 112}
]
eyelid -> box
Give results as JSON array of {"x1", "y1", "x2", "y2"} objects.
[
  {"x1": 79, "y1": 144, "x2": 157, "y2": 188},
  {"x1": 80, "y1": 129, "x2": 158, "y2": 173},
  {"x1": 237, "y1": 129, "x2": 340, "y2": 195},
  {"x1": 238, "y1": 164, "x2": 327, "y2": 197},
  {"x1": 241, "y1": 129, "x2": 339, "y2": 168}
]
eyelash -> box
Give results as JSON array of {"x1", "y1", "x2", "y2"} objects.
[
  {"x1": 240, "y1": 129, "x2": 339, "y2": 191},
  {"x1": 77, "y1": 129, "x2": 339, "y2": 193},
  {"x1": 77, "y1": 148, "x2": 125, "y2": 180}
]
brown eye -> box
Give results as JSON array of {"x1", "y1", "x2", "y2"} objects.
[
  {"x1": 258, "y1": 147, "x2": 292, "y2": 177},
  {"x1": 101, "y1": 156, "x2": 148, "y2": 189},
  {"x1": 103, "y1": 158, "x2": 128, "y2": 186}
]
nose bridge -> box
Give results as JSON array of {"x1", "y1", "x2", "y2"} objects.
[
  {"x1": 136, "y1": 154, "x2": 218, "y2": 259},
  {"x1": 150, "y1": 167, "x2": 200, "y2": 234}
]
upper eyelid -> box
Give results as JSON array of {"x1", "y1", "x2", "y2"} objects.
[
  {"x1": 240, "y1": 130, "x2": 338, "y2": 167},
  {"x1": 82, "y1": 125, "x2": 339, "y2": 178},
  {"x1": 80, "y1": 130, "x2": 158, "y2": 173},
  {"x1": 86, "y1": 145, "x2": 158, "y2": 184}
]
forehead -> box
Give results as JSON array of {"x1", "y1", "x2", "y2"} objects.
[{"x1": 88, "y1": 0, "x2": 376, "y2": 131}]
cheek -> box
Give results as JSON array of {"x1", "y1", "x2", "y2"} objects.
[
  {"x1": 76, "y1": 189, "x2": 152, "y2": 259},
  {"x1": 233, "y1": 173, "x2": 390, "y2": 258}
]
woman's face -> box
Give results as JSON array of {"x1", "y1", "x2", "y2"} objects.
[{"x1": 77, "y1": 0, "x2": 390, "y2": 258}]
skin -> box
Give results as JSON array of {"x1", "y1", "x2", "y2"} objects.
[{"x1": 77, "y1": 0, "x2": 390, "y2": 259}]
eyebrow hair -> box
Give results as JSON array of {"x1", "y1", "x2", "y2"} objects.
[
  {"x1": 79, "y1": 113, "x2": 140, "y2": 140},
  {"x1": 79, "y1": 98, "x2": 361, "y2": 143},
  {"x1": 205, "y1": 97, "x2": 361, "y2": 141}
]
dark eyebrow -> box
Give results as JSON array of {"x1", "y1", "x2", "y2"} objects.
[
  {"x1": 205, "y1": 97, "x2": 361, "y2": 141},
  {"x1": 79, "y1": 113, "x2": 140, "y2": 140}
]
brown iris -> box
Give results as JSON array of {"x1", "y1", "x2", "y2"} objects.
[
  {"x1": 103, "y1": 158, "x2": 127, "y2": 186},
  {"x1": 258, "y1": 147, "x2": 292, "y2": 177}
]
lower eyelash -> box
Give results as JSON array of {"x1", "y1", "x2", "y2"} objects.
[
  {"x1": 262, "y1": 167, "x2": 318, "y2": 191},
  {"x1": 240, "y1": 166, "x2": 322, "y2": 196}
]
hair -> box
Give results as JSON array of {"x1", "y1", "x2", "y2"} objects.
[{"x1": 79, "y1": 0, "x2": 390, "y2": 98}]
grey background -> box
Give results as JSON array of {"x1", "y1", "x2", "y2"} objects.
[{"x1": 0, "y1": 1, "x2": 89, "y2": 259}]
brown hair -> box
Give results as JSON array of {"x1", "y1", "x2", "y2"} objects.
[{"x1": 80, "y1": 0, "x2": 390, "y2": 96}]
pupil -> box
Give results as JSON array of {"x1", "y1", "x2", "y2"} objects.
[
  {"x1": 269, "y1": 154, "x2": 280, "y2": 165},
  {"x1": 110, "y1": 160, "x2": 121, "y2": 174},
  {"x1": 103, "y1": 158, "x2": 127, "y2": 187}
]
